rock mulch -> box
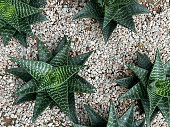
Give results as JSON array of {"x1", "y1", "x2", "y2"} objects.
[{"x1": 0, "y1": 0, "x2": 169, "y2": 126}]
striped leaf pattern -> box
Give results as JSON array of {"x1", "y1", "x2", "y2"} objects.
[
  {"x1": 74, "y1": 0, "x2": 149, "y2": 42},
  {"x1": 127, "y1": 64, "x2": 148, "y2": 84},
  {"x1": 149, "y1": 49, "x2": 166, "y2": 81},
  {"x1": 33, "y1": 92, "x2": 52, "y2": 122},
  {"x1": 12, "y1": 79, "x2": 38, "y2": 97},
  {"x1": 164, "y1": 60, "x2": 170, "y2": 78},
  {"x1": 10, "y1": 57, "x2": 53, "y2": 81},
  {"x1": 116, "y1": 49, "x2": 169, "y2": 126},
  {"x1": 157, "y1": 97, "x2": 170, "y2": 125},
  {"x1": 8, "y1": 37, "x2": 94, "y2": 122},
  {"x1": 47, "y1": 82, "x2": 70, "y2": 116},
  {"x1": 0, "y1": 0, "x2": 46, "y2": 47},
  {"x1": 107, "y1": 100, "x2": 119, "y2": 127}
]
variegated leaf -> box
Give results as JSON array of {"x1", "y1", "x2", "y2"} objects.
[
  {"x1": 10, "y1": 57, "x2": 53, "y2": 81},
  {"x1": 9, "y1": 0, "x2": 42, "y2": 18},
  {"x1": 158, "y1": 97, "x2": 170, "y2": 125},
  {"x1": 115, "y1": 76, "x2": 138, "y2": 89},
  {"x1": 38, "y1": 65, "x2": 85, "y2": 91},
  {"x1": 127, "y1": 64, "x2": 148, "y2": 85},
  {"x1": 47, "y1": 82, "x2": 70, "y2": 116},
  {"x1": 149, "y1": 49, "x2": 166, "y2": 81},
  {"x1": 13, "y1": 93, "x2": 36, "y2": 105},
  {"x1": 119, "y1": 104, "x2": 134, "y2": 127},
  {"x1": 0, "y1": 18, "x2": 6, "y2": 28},
  {"x1": 32, "y1": 92, "x2": 52, "y2": 122},
  {"x1": 147, "y1": 87, "x2": 163, "y2": 118},
  {"x1": 28, "y1": 13, "x2": 47, "y2": 25},
  {"x1": 13, "y1": 31, "x2": 27, "y2": 47},
  {"x1": 0, "y1": 25, "x2": 16, "y2": 46},
  {"x1": 107, "y1": 100, "x2": 119, "y2": 127},
  {"x1": 12, "y1": 79, "x2": 38, "y2": 97},
  {"x1": 120, "y1": 82, "x2": 146, "y2": 100},
  {"x1": 84, "y1": 104, "x2": 107, "y2": 127},
  {"x1": 5, "y1": 67, "x2": 32, "y2": 82},
  {"x1": 137, "y1": 52, "x2": 152, "y2": 70},
  {"x1": 37, "y1": 38, "x2": 52, "y2": 62}
]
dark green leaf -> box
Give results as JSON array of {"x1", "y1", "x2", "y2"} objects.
[
  {"x1": 13, "y1": 31, "x2": 27, "y2": 47},
  {"x1": 28, "y1": 12, "x2": 47, "y2": 25},
  {"x1": 29, "y1": 0, "x2": 46, "y2": 8}
]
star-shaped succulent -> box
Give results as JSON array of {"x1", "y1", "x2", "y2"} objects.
[
  {"x1": 73, "y1": 0, "x2": 150, "y2": 42},
  {"x1": 6, "y1": 36, "x2": 95, "y2": 123},
  {"x1": 73, "y1": 100, "x2": 145, "y2": 127},
  {"x1": 115, "y1": 49, "x2": 170, "y2": 127},
  {"x1": 0, "y1": 0, "x2": 47, "y2": 47}
]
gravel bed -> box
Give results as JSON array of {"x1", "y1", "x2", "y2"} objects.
[{"x1": 0, "y1": 0, "x2": 169, "y2": 126}]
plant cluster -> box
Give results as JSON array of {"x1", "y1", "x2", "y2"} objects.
[
  {"x1": 0, "y1": 0, "x2": 46, "y2": 47},
  {"x1": 1, "y1": 0, "x2": 169, "y2": 126},
  {"x1": 115, "y1": 49, "x2": 170, "y2": 126},
  {"x1": 74, "y1": 0, "x2": 150, "y2": 42}
]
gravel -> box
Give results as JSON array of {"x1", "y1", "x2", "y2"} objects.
[{"x1": 0, "y1": 0, "x2": 169, "y2": 126}]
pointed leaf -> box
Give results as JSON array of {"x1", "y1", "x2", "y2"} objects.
[
  {"x1": 107, "y1": 100, "x2": 119, "y2": 127},
  {"x1": 120, "y1": 82, "x2": 146, "y2": 100},
  {"x1": 127, "y1": 64, "x2": 148, "y2": 84},
  {"x1": 28, "y1": 13, "x2": 47, "y2": 25},
  {"x1": 158, "y1": 97, "x2": 170, "y2": 125},
  {"x1": 13, "y1": 93, "x2": 36, "y2": 105},
  {"x1": 0, "y1": 1, "x2": 20, "y2": 31},
  {"x1": 37, "y1": 38, "x2": 53, "y2": 62},
  {"x1": 147, "y1": 87, "x2": 163, "y2": 118},
  {"x1": 29, "y1": 0, "x2": 46, "y2": 8},
  {"x1": 115, "y1": 76, "x2": 138, "y2": 89},
  {"x1": 32, "y1": 92, "x2": 52, "y2": 122},
  {"x1": 73, "y1": 0, "x2": 104, "y2": 20},
  {"x1": 13, "y1": 31, "x2": 27, "y2": 47},
  {"x1": 84, "y1": 104, "x2": 107, "y2": 127},
  {"x1": 9, "y1": 0, "x2": 42, "y2": 18},
  {"x1": 10, "y1": 57, "x2": 53, "y2": 81},
  {"x1": 119, "y1": 104, "x2": 134, "y2": 127},
  {"x1": 68, "y1": 92, "x2": 78, "y2": 123},
  {"x1": 50, "y1": 40, "x2": 71, "y2": 67},
  {"x1": 52, "y1": 36, "x2": 67, "y2": 56},
  {"x1": 133, "y1": 118, "x2": 145, "y2": 127},
  {"x1": 69, "y1": 51, "x2": 93, "y2": 66},
  {"x1": 149, "y1": 49, "x2": 166, "y2": 81},
  {"x1": 137, "y1": 52, "x2": 152, "y2": 70},
  {"x1": 0, "y1": 25, "x2": 16, "y2": 46},
  {"x1": 47, "y1": 82, "x2": 70, "y2": 116},
  {"x1": 5, "y1": 67, "x2": 32, "y2": 82},
  {"x1": 12, "y1": 79, "x2": 38, "y2": 97}
]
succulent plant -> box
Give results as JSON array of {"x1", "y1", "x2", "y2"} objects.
[
  {"x1": 0, "y1": 0, "x2": 47, "y2": 47},
  {"x1": 73, "y1": 0, "x2": 150, "y2": 42},
  {"x1": 73, "y1": 100, "x2": 145, "y2": 127},
  {"x1": 6, "y1": 36, "x2": 95, "y2": 122},
  {"x1": 115, "y1": 49, "x2": 170, "y2": 126}
]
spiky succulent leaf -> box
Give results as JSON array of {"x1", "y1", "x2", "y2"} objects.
[
  {"x1": 10, "y1": 57, "x2": 53, "y2": 81},
  {"x1": 29, "y1": 0, "x2": 46, "y2": 8},
  {"x1": 137, "y1": 52, "x2": 152, "y2": 70},
  {"x1": 38, "y1": 65, "x2": 85, "y2": 91},
  {"x1": 115, "y1": 76, "x2": 138, "y2": 89},
  {"x1": 84, "y1": 104, "x2": 107, "y2": 127},
  {"x1": 164, "y1": 60, "x2": 170, "y2": 78},
  {"x1": 107, "y1": 100, "x2": 119, "y2": 127},
  {"x1": 12, "y1": 79, "x2": 38, "y2": 97},
  {"x1": 13, "y1": 93, "x2": 36, "y2": 105},
  {"x1": 147, "y1": 87, "x2": 163, "y2": 118},
  {"x1": 149, "y1": 49, "x2": 166, "y2": 81},
  {"x1": 127, "y1": 64, "x2": 148, "y2": 84},
  {"x1": 0, "y1": 25, "x2": 16, "y2": 46},
  {"x1": 119, "y1": 104, "x2": 134, "y2": 127},
  {"x1": 133, "y1": 119, "x2": 145, "y2": 127},
  {"x1": 0, "y1": 0, "x2": 46, "y2": 47},
  {"x1": 74, "y1": 0, "x2": 149, "y2": 42},
  {"x1": 5, "y1": 67, "x2": 32, "y2": 82},
  {"x1": 32, "y1": 92, "x2": 52, "y2": 122},
  {"x1": 157, "y1": 97, "x2": 170, "y2": 125},
  {"x1": 37, "y1": 38, "x2": 53, "y2": 62}
]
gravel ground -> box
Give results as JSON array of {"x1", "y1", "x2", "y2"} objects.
[{"x1": 0, "y1": 0, "x2": 169, "y2": 127}]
